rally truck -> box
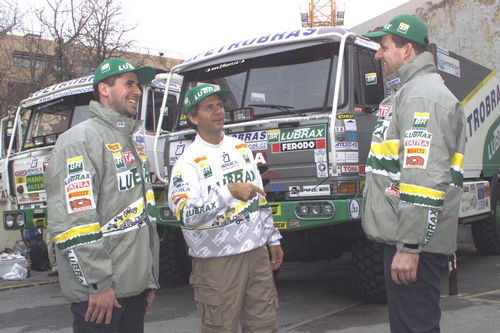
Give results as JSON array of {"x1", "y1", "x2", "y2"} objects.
[
  {"x1": 0, "y1": 73, "x2": 184, "y2": 285},
  {"x1": 152, "y1": 26, "x2": 500, "y2": 300}
]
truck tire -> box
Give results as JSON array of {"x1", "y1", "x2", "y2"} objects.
[
  {"x1": 471, "y1": 192, "x2": 500, "y2": 255},
  {"x1": 158, "y1": 227, "x2": 191, "y2": 287},
  {"x1": 351, "y1": 237, "x2": 387, "y2": 302}
]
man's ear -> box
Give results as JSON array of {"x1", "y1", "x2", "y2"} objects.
[
  {"x1": 187, "y1": 113, "x2": 198, "y2": 126},
  {"x1": 98, "y1": 82, "x2": 110, "y2": 98},
  {"x1": 404, "y1": 43, "x2": 415, "y2": 59}
]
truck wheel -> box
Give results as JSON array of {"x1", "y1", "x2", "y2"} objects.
[
  {"x1": 351, "y1": 237, "x2": 386, "y2": 302},
  {"x1": 471, "y1": 193, "x2": 500, "y2": 255},
  {"x1": 158, "y1": 227, "x2": 191, "y2": 287}
]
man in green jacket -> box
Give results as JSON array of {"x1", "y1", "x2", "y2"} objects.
[
  {"x1": 362, "y1": 15, "x2": 466, "y2": 332},
  {"x1": 44, "y1": 59, "x2": 160, "y2": 333}
]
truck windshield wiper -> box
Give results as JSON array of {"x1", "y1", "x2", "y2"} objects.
[{"x1": 248, "y1": 104, "x2": 303, "y2": 116}]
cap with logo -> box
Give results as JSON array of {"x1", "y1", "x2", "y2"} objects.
[
  {"x1": 363, "y1": 14, "x2": 428, "y2": 46},
  {"x1": 183, "y1": 84, "x2": 231, "y2": 113},
  {"x1": 93, "y1": 58, "x2": 156, "y2": 86}
]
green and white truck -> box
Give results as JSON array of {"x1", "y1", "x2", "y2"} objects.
[
  {"x1": 0, "y1": 73, "x2": 182, "y2": 284},
  {"x1": 152, "y1": 27, "x2": 500, "y2": 299}
]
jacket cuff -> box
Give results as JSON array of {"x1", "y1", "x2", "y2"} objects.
[
  {"x1": 88, "y1": 276, "x2": 113, "y2": 294},
  {"x1": 219, "y1": 185, "x2": 233, "y2": 203},
  {"x1": 396, "y1": 241, "x2": 423, "y2": 253}
]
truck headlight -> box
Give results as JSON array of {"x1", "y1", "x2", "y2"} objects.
[
  {"x1": 15, "y1": 213, "x2": 25, "y2": 227},
  {"x1": 5, "y1": 214, "x2": 15, "y2": 228}
]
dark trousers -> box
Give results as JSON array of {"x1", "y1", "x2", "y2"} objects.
[
  {"x1": 71, "y1": 291, "x2": 148, "y2": 333},
  {"x1": 384, "y1": 245, "x2": 448, "y2": 333}
]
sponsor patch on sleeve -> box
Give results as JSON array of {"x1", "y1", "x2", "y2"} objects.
[{"x1": 403, "y1": 129, "x2": 432, "y2": 169}]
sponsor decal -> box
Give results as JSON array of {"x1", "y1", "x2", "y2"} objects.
[
  {"x1": 314, "y1": 149, "x2": 327, "y2": 163},
  {"x1": 262, "y1": 170, "x2": 283, "y2": 179},
  {"x1": 335, "y1": 142, "x2": 358, "y2": 150},
  {"x1": 269, "y1": 125, "x2": 326, "y2": 143},
  {"x1": 187, "y1": 28, "x2": 319, "y2": 63},
  {"x1": 68, "y1": 190, "x2": 90, "y2": 199},
  {"x1": 235, "y1": 143, "x2": 248, "y2": 150},
  {"x1": 336, "y1": 151, "x2": 346, "y2": 163},
  {"x1": 66, "y1": 180, "x2": 91, "y2": 192},
  {"x1": 404, "y1": 130, "x2": 432, "y2": 169},
  {"x1": 397, "y1": 22, "x2": 409, "y2": 34},
  {"x1": 14, "y1": 170, "x2": 27, "y2": 177},
  {"x1": 412, "y1": 112, "x2": 430, "y2": 130},
  {"x1": 317, "y1": 162, "x2": 328, "y2": 177},
  {"x1": 341, "y1": 165, "x2": 359, "y2": 174},
  {"x1": 117, "y1": 167, "x2": 142, "y2": 191},
  {"x1": 270, "y1": 203, "x2": 281, "y2": 215},
  {"x1": 437, "y1": 52, "x2": 460, "y2": 77},
  {"x1": 377, "y1": 105, "x2": 392, "y2": 118},
  {"x1": 289, "y1": 184, "x2": 330, "y2": 197},
  {"x1": 274, "y1": 221, "x2": 287, "y2": 229},
  {"x1": 247, "y1": 141, "x2": 267, "y2": 151},
  {"x1": 26, "y1": 174, "x2": 44, "y2": 192},
  {"x1": 123, "y1": 152, "x2": 135, "y2": 163},
  {"x1": 346, "y1": 151, "x2": 359, "y2": 163},
  {"x1": 344, "y1": 119, "x2": 357, "y2": 131},
  {"x1": 113, "y1": 152, "x2": 127, "y2": 171},
  {"x1": 106, "y1": 143, "x2": 122, "y2": 151},
  {"x1": 349, "y1": 199, "x2": 361, "y2": 219},
  {"x1": 386, "y1": 78, "x2": 400, "y2": 87},
  {"x1": 67, "y1": 249, "x2": 88, "y2": 286},
  {"x1": 270, "y1": 182, "x2": 285, "y2": 191},
  {"x1": 15, "y1": 176, "x2": 26, "y2": 185},
  {"x1": 365, "y1": 72, "x2": 377, "y2": 85},
  {"x1": 279, "y1": 139, "x2": 321, "y2": 152},
  {"x1": 336, "y1": 114, "x2": 355, "y2": 120},
  {"x1": 289, "y1": 220, "x2": 301, "y2": 228},
  {"x1": 373, "y1": 118, "x2": 390, "y2": 141},
  {"x1": 253, "y1": 152, "x2": 267, "y2": 165},
  {"x1": 385, "y1": 182, "x2": 400, "y2": 197},
  {"x1": 231, "y1": 131, "x2": 268, "y2": 142},
  {"x1": 221, "y1": 152, "x2": 238, "y2": 170},
  {"x1": 425, "y1": 209, "x2": 438, "y2": 244},
  {"x1": 117, "y1": 121, "x2": 125, "y2": 128}
]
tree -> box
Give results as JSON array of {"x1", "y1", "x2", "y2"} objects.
[{"x1": 0, "y1": 0, "x2": 22, "y2": 115}]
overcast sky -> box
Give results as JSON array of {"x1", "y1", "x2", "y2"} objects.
[
  {"x1": 21, "y1": 0, "x2": 408, "y2": 59},
  {"x1": 122, "y1": 0, "x2": 408, "y2": 59}
]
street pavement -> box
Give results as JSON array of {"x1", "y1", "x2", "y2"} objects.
[{"x1": 1, "y1": 241, "x2": 500, "y2": 332}]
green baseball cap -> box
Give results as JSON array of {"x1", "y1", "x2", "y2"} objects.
[
  {"x1": 364, "y1": 14, "x2": 428, "y2": 46},
  {"x1": 93, "y1": 58, "x2": 156, "y2": 86},
  {"x1": 183, "y1": 84, "x2": 231, "y2": 113}
]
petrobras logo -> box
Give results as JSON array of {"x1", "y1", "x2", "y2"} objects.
[
  {"x1": 101, "y1": 63, "x2": 110, "y2": 73},
  {"x1": 397, "y1": 22, "x2": 410, "y2": 34},
  {"x1": 187, "y1": 28, "x2": 319, "y2": 63}
]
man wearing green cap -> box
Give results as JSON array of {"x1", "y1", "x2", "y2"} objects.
[
  {"x1": 44, "y1": 59, "x2": 160, "y2": 332},
  {"x1": 362, "y1": 15, "x2": 466, "y2": 332},
  {"x1": 168, "y1": 83, "x2": 284, "y2": 332}
]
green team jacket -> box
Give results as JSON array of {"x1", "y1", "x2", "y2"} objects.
[
  {"x1": 44, "y1": 100, "x2": 159, "y2": 302},
  {"x1": 362, "y1": 52, "x2": 466, "y2": 255}
]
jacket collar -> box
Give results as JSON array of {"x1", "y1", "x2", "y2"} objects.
[
  {"x1": 89, "y1": 100, "x2": 142, "y2": 135},
  {"x1": 384, "y1": 51, "x2": 437, "y2": 94}
]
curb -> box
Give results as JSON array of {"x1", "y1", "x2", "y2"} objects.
[{"x1": 0, "y1": 279, "x2": 59, "y2": 292}]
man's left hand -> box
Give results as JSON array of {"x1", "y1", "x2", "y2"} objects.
[
  {"x1": 145, "y1": 290, "x2": 155, "y2": 312},
  {"x1": 269, "y1": 245, "x2": 284, "y2": 271},
  {"x1": 391, "y1": 250, "x2": 419, "y2": 286}
]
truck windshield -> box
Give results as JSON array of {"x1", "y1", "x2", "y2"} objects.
[
  {"x1": 179, "y1": 43, "x2": 343, "y2": 128},
  {"x1": 23, "y1": 92, "x2": 92, "y2": 150}
]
